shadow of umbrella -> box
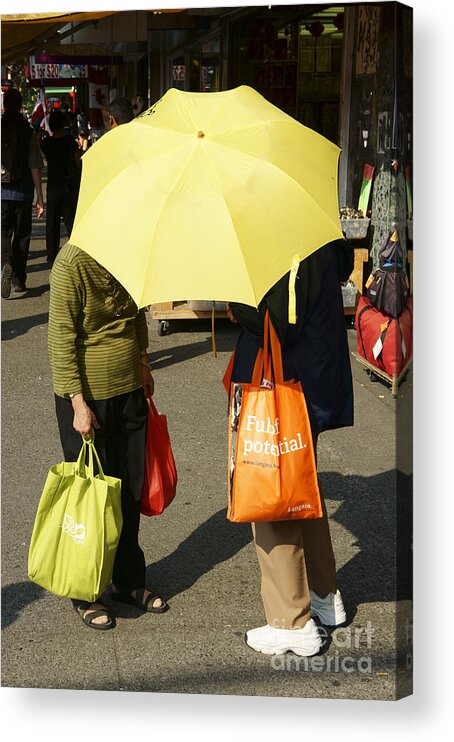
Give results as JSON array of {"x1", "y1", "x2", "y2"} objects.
[{"x1": 146, "y1": 508, "x2": 252, "y2": 601}]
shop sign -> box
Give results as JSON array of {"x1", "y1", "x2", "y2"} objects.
[
  {"x1": 28, "y1": 57, "x2": 88, "y2": 80},
  {"x1": 88, "y1": 82, "x2": 109, "y2": 109}
]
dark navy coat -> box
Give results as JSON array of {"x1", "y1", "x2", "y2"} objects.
[{"x1": 229, "y1": 240, "x2": 354, "y2": 435}]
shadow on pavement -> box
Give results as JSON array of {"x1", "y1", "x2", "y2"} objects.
[
  {"x1": 1, "y1": 312, "x2": 49, "y2": 342},
  {"x1": 26, "y1": 261, "x2": 50, "y2": 274},
  {"x1": 145, "y1": 469, "x2": 412, "y2": 611},
  {"x1": 1, "y1": 580, "x2": 44, "y2": 629},
  {"x1": 148, "y1": 333, "x2": 237, "y2": 369},
  {"x1": 320, "y1": 470, "x2": 412, "y2": 611},
  {"x1": 1, "y1": 471, "x2": 411, "y2": 630},
  {"x1": 19, "y1": 284, "x2": 49, "y2": 299},
  {"x1": 28, "y1": 249, "x2": 47, "y2": 259},
  {"x1": 145, "y1": 507, "x2": 252, "y2": 601},
  {"x1": 146, "y1": 469, "x2": 413, "y2": 610}
]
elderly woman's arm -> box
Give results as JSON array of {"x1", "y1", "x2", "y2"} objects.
[
  {"x1": 69, "y1": 393, "x2": 100, "y2": 438},
  {"x1": 135, "y1": 309, "x2": 154, "y2": 397},
  {"x1": 48, "y1": 258, "x2": 99, "y2": 437}
]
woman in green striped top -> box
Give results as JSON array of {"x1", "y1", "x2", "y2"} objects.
[{"x1": 48, "y1": 242, "x2": 169, "y2": 629}]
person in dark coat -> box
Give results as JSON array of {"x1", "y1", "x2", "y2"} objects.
[
  {"x1": 227, "y1": 238, "x2": 354, "y2": 657},
  {"x1": 39, "y1": 109, "x2": 81, "y2": 264},
  {"x1": 1, "y1": 88, "x2": 44, "y2": 297}
]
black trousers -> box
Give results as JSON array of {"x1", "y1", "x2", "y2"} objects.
[
  {"x1": 46, "y1": 182, "x2": 76, "y2": 263},
  {"x1": 55, "y1": 388, "x2": 148, "y2": 595},
  {"x1": 1, "y1": 199, "x2": 32, "y2": 284}
]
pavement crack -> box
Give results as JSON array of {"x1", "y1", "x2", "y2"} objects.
[{"x1": 112, "y1": 632, "x2": 126, "y2": 691}]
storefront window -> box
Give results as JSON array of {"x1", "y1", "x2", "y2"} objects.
[
  {"x1": 169, "y1": 39, "x2": 220, "y2": 93},
  {"x1": 231, "y1": 6, "x2": 344, "y2": 144},
  {"x1": 171, "y1": 55, "x2": 185, "y2": 90},
  {"x1": 201, "y1": 39, "x2": 220, "y2": 92},
  {"x1": 235, "y1": 17, "x2": 299, "y2": 116},
  {"x1": 298, "y1": 8, "x2": 344, "y2": 144}
]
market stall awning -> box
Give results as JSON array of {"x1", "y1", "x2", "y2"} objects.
[
  {"x1": 1, "y1": 12, "x2": 118, "y2": 64},
  {"x1": 1, "y1": 10, "x2": 187, "y2": 64}
]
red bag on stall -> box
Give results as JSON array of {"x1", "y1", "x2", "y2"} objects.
[
  {"x1": 356, "y1": 295, "x2": 413, "y2": 377},
  {"x1": 140, "y1": 397, "x2": 178, "y2": 516}
]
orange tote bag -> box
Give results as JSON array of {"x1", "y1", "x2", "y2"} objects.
[{"x1": 227, "y1": 311, "x2": 322, "y2": 523}]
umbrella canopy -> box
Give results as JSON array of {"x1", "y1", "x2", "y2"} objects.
[{"x1": 70, "y1": 85, "x2": 343, "y2": 309}]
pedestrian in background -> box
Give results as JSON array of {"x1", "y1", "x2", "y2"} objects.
[
  {"x1": 101, "y1": 96, "x2": 134, "y2": 131},
  {"x1": 39, "y1": 109, "x2": 81, "y2": 264},
  {"x1": 76, "y1": 105, "x2": 90, "y2": 151},
  {"x1": 1, "y1": 88, "x2": 44, "y2": 298},
  {"x1": 66, "y1": 110, "x2": 79, "y2": 141},
  {"x1": 227, "y1": 239, "x2": 354, "y2": 657}
]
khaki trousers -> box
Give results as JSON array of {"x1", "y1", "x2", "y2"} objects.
[{"x1": 252, "y1": 479, "x2": 337, "y2": 630}]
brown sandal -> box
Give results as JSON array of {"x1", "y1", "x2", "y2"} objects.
[
  {"x1": 74, "y1": 600, "x2": 115, "y2": 630},
  {"x1": 111, "y1": 586, "x2": 169, "y2": 613}
]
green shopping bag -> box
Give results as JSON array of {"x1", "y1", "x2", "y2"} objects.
[{"x1": 28, "y1": 438, "x2": 123, "y2": 602}]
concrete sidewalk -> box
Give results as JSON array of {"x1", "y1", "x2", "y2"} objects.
[{"x1": 1, "y1": 225, "x2": 412, "y2": 700}]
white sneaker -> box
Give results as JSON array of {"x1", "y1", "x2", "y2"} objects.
[
  {"x1": 310, "y1": 589, "x2": 346, "y2": 627},
  {"x1": 245, "y1": 618, "x2": 323, "y2": 656}
]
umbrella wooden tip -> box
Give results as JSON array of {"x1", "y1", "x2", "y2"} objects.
[{"x1": 197, "y1": 130, "x2": 205, "y2": 138}]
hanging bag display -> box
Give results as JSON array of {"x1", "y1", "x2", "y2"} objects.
[
  {"x1": 140, "y1": 397, "x2": 178, "y2": 516},
  {"x1": 227, "y1": 311, "x2": 322, "y2": 523},
  {"x1": 28, "y1": 438, "x2": 123, "y2": 602},
  {"x1": 366, "y1": 226, "x2": 409, "y2": 318}
]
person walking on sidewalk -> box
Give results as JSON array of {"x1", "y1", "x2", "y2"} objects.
[
  {"x1": 1, "y1": 88, "x2": 44, "y2": 298},
  {"x1": 227, "y1": 238, "x2": 354, "y2": 657},
  {"x1": 48, "y1": 243, "x2": 169, "y2": 630},
  {"x1": 76, "y1": 106, "x2": 90, "y2": 151},
  {"x1": 39, "y1": 109, "x2": 81, "y2": 264}
]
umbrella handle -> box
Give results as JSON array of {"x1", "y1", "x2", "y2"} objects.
[{"x1": 211, "y1": 303, "x2": 217, "y2": 357}]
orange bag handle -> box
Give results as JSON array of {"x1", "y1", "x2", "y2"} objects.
[
  {"x1": 251, "y1": 311, "x2": 284, "y2": 386},
  {"x1": 268, "y1": 313, "x2": 284, "y2": 384},
  {"x1": 251, "y1": 347, "x2": 265, "y2": 386}
]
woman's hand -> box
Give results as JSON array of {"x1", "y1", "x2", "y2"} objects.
[
  {"x1": 71, "y1": 394, "x2": 100, "y2": 439},
  {"x1": 141, "y1": 365, "x2": 155, "y2": 398}
]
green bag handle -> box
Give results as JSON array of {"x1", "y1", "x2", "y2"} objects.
[{"x1": 75, "y1": 436, "x2": 106, "y2": 480}]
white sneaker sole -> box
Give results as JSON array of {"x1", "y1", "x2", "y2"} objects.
[{"x1": 244, "y1": 633, "x2": 323, "y2": 657}]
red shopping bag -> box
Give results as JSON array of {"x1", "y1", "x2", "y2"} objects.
[
  {"x1": 140, "y1": 397, "x2": 177, "y2": 516},
  {"x1": 222, "y1": 351, "x2": 235, "y2": 394},
  {"x1": 227, "y1": 311, "x2": 322, "y2": 523},
  {"x1": 356, "y1": 295, "x2": 413, "y2": 376}
]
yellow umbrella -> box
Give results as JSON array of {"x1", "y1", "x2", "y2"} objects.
[{"x1": 70, "y1": 85, "x2": 343, "y2": 309}]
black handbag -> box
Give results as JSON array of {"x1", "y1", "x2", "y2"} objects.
[{"x1": 366, "y1": 227, "x2": 409, "y2": 319}]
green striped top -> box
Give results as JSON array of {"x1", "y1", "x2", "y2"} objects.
[{"x1": 48, "y1": 243, "x2": 148, "y2": 401}]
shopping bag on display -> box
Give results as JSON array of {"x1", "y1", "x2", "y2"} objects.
[
  {"x1": 140, "y1": 397, "x2": 177, "y2": 516},
  {"x1": 227, "y1": 311, "x2": 322, "y2": 523},
  {"x1": 28, "y1": 438, "x2": 123, "y2": 602},
  {"x1": 356, "y1": 295, "x2": 413, "y2": 376}
]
